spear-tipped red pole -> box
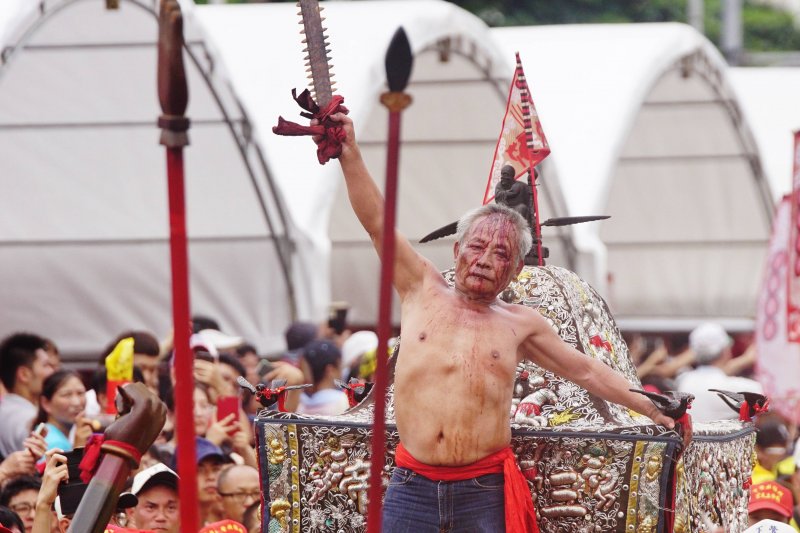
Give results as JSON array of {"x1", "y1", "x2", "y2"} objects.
[
  {"x1": 366, "y1": 27, "x2": 413, "y2": 533},
  {"x1": 157, "y1": 2, "x2": 198, "y2": 532}
]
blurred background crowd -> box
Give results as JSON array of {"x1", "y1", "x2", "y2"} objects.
[
  {"x1": 0, "y1": 313, "x2": 797, "y2": 531},
  {"x1": 0, "y1": 310, "x2": 386, "y2": 533}
]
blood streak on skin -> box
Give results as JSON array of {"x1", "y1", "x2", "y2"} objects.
[{"x1": 467, "y1": 214, "x2": 518, "y2": 286}]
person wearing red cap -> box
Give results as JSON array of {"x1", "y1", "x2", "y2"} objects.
[{"x1": 748, "y1": 480, "x2": 795, "y2": 526}]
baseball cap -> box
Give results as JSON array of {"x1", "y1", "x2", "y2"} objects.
[
  {"x1": 744, "y1": 519, "x2": 796, "y2": 533},
  {"x1": 131, "y1": 463, "x2": 179, "y2": 496},
  {"x1": 195, "y1": 437, "x2": 225, "y2": 464},
  {"x1": 198, "y1": 520, "x2": 247, "y2": 533},
  {"x1": 689, "y1": 322, "x2": 732, "y2": 364},
  {"x1": 748, "y1": 481, "x2": 794, "y2": 518},
  {"x1": 170, "y1": 437, "x2": 225, "y2": 470},
  {"x1": 196, "y1": 329, "x2": 243, "y2": 351},
  {"x1": 341, "y1": 331, "x2": 378, "y2": 370}
]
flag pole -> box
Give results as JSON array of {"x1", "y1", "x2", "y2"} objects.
[
  {"x1": 157, "y1": 2, "x2": 198, "y2": 532},
  {"x1": 515, "y1": 53, "x2": 544, "y2": 266},
  {"x1": 366, "y1": 27, "x2": 413, "y2": 533}
]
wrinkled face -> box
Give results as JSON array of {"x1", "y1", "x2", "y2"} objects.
[
  {"x1": 454, "y1": 214, "x2": 522, "y2": 301},
  {"x1": 43, "y1": 375, "x2": 86, "y2": 426},
  {"x1": 129, "y1": 485, "x2": 179, "y2": 533},
  {"x1": 219, "y1": 466, "x2": 260, "y2": 523}
]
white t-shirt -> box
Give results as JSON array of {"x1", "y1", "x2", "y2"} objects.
[
  {"x1": 676, "y1": 366, "x2": 762, "y2": 423},
  {"x1": 297, "y1": 389, "x2": 350, "y2": 416}
]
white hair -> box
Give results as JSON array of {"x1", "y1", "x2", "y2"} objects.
[{"x1": 455, "y1": 204, "x2": 533, "y2": 261}]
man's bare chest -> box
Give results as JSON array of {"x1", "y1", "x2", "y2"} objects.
[{"x1": 400, "y1": 295, "x2": 524, "y2": 368}]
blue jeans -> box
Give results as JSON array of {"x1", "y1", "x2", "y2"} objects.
[{"x1": 382, "y1": 467, "x2": 506, "y2": 532}]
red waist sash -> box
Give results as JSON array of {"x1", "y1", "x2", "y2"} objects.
[{"x1": 395, "y1": 443, "x2": 539, "y2": 533}]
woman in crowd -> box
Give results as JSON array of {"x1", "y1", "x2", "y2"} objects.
[{"x1": 31, "y1": 371, "x2": 91, "y2": 453}]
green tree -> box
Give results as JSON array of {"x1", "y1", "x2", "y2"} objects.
[
  {"x1": 451, "y1": 0, "x2": 800, "y2": 51},
  {"x1": 196, "y1": 0, "x2": 800, "y2": 51}
]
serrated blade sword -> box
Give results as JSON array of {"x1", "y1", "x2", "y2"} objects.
[{"x1": 297, "y1": 0, "x2": 335, "y2": 108}]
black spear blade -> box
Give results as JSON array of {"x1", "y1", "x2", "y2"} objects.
[
  {"x1": 540, "y1": 215, "x2": 610, "y2": 227},
  {"x1": 419, "y1": 220, "x2": 458, "y2": 243},
  {"x1": 385, "y1": 27, "x2": 413, "y2": 92}
]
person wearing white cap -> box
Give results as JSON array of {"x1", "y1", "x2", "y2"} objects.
[
  {"x1": 125, "y1": 463, "x2": 179, "y2": 533},
  {"x1": 340, "y1": 331, "x2": 378, "y2": 380},
  {"x1": 745, "y1": 519, "x2": 796, "y2": 533},
  {"x1": 676, "y1": 322, "x2": 763, "y2": 423}
]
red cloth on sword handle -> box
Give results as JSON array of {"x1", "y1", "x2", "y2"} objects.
[
  {"x1": 273, "y1": 89, "x2": 349, "y2": 164},
  {"x1": 79, "y1": 434, "x2": 143, "y2": 483}
]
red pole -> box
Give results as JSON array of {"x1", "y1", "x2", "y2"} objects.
[
  {"x1": 166, "y1": 148, "x2": 199, "y2": 533},
  {"x1": 157, "y1": 2, "x2": 197, "y2": 531},
  {"x1": 366, "y1": 92, "x2": 412, "y2": 533}
]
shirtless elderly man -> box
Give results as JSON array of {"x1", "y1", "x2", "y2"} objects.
[{"x1": 322, "y1": 113, "x2": 675, "y2": 532}]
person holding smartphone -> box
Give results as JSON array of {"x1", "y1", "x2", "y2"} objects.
[{"x1": 29, "y1": 371, "x2": 91, "y2": 455}]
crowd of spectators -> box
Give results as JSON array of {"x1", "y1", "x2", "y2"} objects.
[
  {"x1": 0, "y1": 315, "x2": 797, "y2": 532},
  {"x1": 0, "y1": 313, "x2": 380, "y2": 532},
  {"x1": 628, "y1": 322, "x2": 800, "y2": 532}
]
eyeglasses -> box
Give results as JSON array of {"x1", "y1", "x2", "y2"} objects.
[
  {"x1": 10, "y1": 502, "x2": 35, "y2": 515},
  {"x1": 218, "y1": 490, "x2": 260, "y2": 503}
]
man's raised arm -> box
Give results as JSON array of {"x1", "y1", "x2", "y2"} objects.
[{"x1": 323, "y1": 112, "x2": 431, "y2": 299}]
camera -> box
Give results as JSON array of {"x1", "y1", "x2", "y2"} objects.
[{"x1": 328, "y1": 302, "x2": 349, "y2": 335}]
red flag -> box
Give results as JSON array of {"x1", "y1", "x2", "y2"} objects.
[
  {"x1": 483, "y1": 53, "x2": 550, "y2": 205},
  {"x1": 786, "y1": 131, "x2": 800, "y2": 341}
]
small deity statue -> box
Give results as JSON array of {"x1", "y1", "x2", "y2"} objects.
[{"x1": 494, "y1": 165, "x2": 532, "y2": 224}]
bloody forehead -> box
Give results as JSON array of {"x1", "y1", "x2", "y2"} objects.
[{"x1": 466, "y1": 214, "x2": 518, "y2": 248}]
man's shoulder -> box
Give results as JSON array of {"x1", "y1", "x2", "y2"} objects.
[{"x1": 0, "y1": 394, "x2": 36, "y2": 415}]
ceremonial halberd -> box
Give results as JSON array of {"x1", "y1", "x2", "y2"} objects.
[{"x1": 255, "y1": 266, "x2": 755, "y2": 533}]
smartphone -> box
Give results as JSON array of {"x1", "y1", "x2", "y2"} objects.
[
  {"x1": 217, "y1": 395, "x2": 240, "y2": 433},
  {"x1": 33, "y1": 422, "x2": 47, "y2": 438},
  {"x1": 63, "y1": 448, "x2": 84, "y2": 484}
]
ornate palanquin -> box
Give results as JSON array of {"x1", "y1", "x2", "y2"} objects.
[{"x1": 255, "y1": 266, "x2": 755, "y2": 532}]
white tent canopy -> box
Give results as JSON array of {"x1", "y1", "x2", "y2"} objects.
[
  {"x1": 0, "y1": 0, "x2": 778, "y2": 360},
  {"x1": 729, "y1": 67, "x2": 800, "y2": 201},
  {"x1": 491, "y1": 24, "x2": 774, "y2": 331},
  {"x1": 0, "y1": 0, "x2": 304, "y2": 358}
]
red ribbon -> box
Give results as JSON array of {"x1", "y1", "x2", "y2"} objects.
[
  {"x1": 395, "y1": 443, "x2": 539, "y2": 533},
  {"x1": 739, "y1": 398, "x2": 769, "y2": 421},
  {"x1": 79, "y1": 434, "x2": 143, "y2": 483},
  {"x1": 589, "y1": 335, "x2": 612, "y2": 352},
  {"x1": 273, "y1": 89, "x2": 349, "y2": 164}
]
